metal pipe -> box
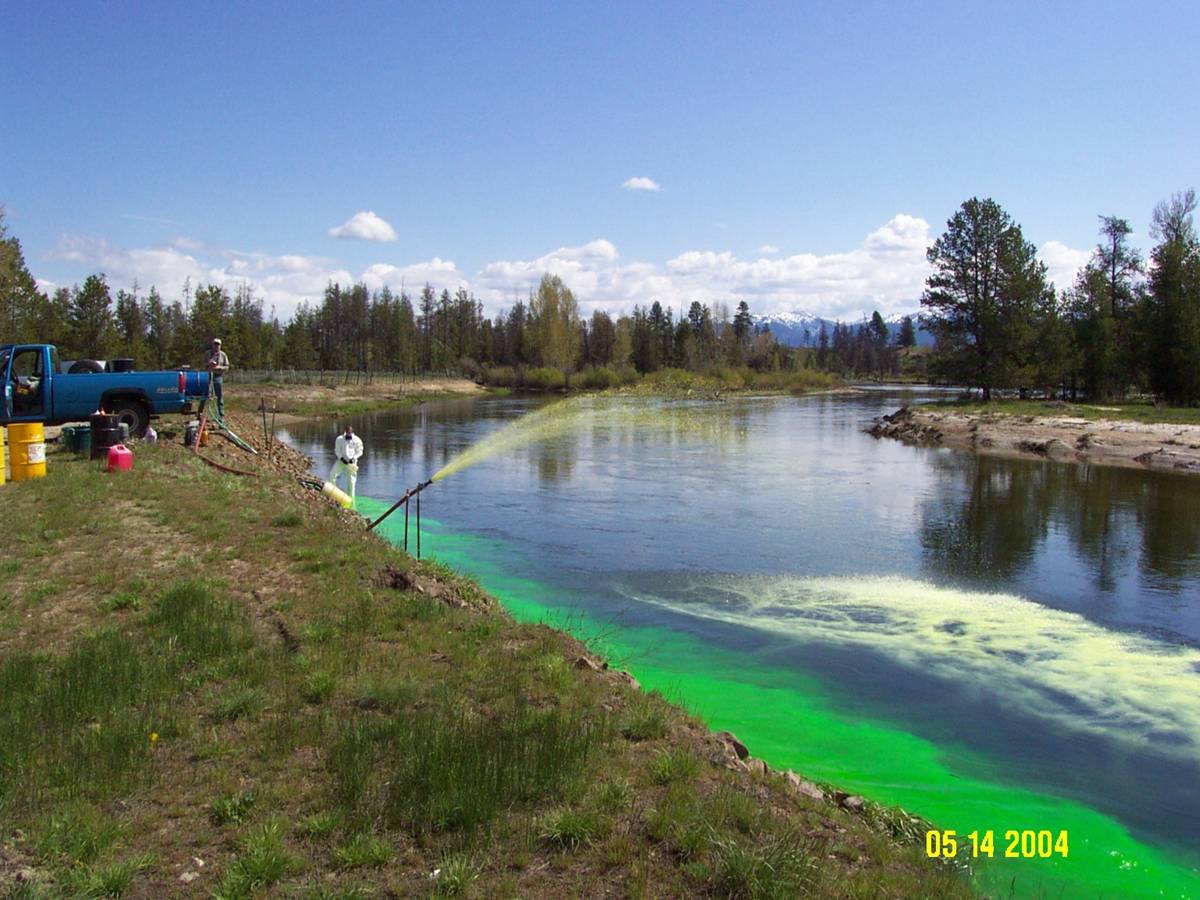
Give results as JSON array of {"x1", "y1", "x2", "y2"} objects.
[{"x1": 367, "y1": 478, "x2": 433, "y2": 531}]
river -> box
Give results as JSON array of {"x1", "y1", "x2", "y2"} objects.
[{"x1": 281, "y1": 388, "x2": 1200, "y2": 898}]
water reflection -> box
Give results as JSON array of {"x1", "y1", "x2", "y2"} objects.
[{"x1": 918, "y1": 452, "x2": 1200, "y2": 641}]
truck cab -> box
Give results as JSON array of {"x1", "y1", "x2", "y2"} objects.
[
  {"x1": 1, "y1": 344, "x2": 55, "y2": 423},
  {"x1": 1, "y1": 344, "x2": 211, "y2": 435}
]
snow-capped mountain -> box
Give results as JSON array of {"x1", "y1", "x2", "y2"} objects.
[{"x1": 753, "y1": 310, "x2": 934, "y2": 347}]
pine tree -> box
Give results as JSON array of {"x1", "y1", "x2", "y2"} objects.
[
  {"x1": 922, "y1": 198, "x2": 1048, "y2": 399},
  {"x1": 1143, "y1": 190, "x2": 1200, "y2": 405}
]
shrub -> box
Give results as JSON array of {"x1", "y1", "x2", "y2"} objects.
[
  {"x1": 483, "y1": 365, "x2": 519, "y2": 388},
  {"x1": 577, "y1": 366, "x2": 620, "y2": 390},
  {"x1": 524, "y1": 367, "x2": 567, "y2": 391}
]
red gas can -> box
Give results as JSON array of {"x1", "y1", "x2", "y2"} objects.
[{"x1": 107, "y1": 443, "x2": 134, "y2": 472}]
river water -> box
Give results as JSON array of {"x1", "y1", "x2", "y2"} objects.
[{"x1": 282, "y1": 389, "x2": 1200, "y2": 897}]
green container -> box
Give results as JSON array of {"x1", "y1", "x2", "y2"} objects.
[
  {"x1": 76, "y1": 425, "x2": 92, "y2": 456},
  {"x1": 61, "y1": 426, "x2": 79, "y2": 453}
]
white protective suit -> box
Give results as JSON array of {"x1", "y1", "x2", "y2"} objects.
[{"x1": 329, "y1": 431, "x2": 364, "y2": 499}]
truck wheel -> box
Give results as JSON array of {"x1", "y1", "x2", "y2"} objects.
[{"x1": 107, "y1": 399, "x2": 149, "y2": 437}]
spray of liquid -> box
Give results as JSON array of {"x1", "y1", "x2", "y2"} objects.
[
  {"x1": 429, "y1": 396, "x2": 756, "y2": 482},
  {"x1": 620, "y1": 574, "x2": 1200, "y2": 758}
]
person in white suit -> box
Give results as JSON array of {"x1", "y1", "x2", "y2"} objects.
[{"x1": 330, "y1": 424, "x2": 364, "y2": 500}]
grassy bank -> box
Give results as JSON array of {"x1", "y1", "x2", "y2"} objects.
[
  {"x1": 224, "y1": 378, "x2": 486, "y2": 420},
  {"x1": 0, "y1": 434, "x2": 970, "y2": 898},
  {"x1": 918, "y1": 397, "x2": 1200, "y2": 425}
]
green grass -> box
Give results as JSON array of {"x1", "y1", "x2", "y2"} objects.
[
  {"x1": 650, "y1": 747, "x2": 701, "y2": 785},
  {"x1": 538, "y1": 807, "x2": 606, "y2": 849},
  {"x1": 210, "y1": 791, "x2": 257, "y2": 827},
  {"x1": 62, "y1": 853, "x2": 154, "y2": 898},
  {"x1": 919, "y1": 397, "x2": 1200, "y2": 424},
  {"x1": 708, "y1": 830, "x2": 818, "y2": 900},
  {"x1": 620, "y1": 692, "x2": 671, "y2": 741},
  {"x1": 214, "y1": 687, "x2": 263, "y2": 721},
  {"x1": 432, "y1": 853, "x2": 481, "y2": 897},
  {"x1": 0, "y1": 441, "x2": 972, "y2": 898},
  {"x1": 330, "y1": 698, "x2": 608, "y2": 834},
  {"x1": 212, "y1": 821, "x2": 295, "y2": 899},
  {"x1": 295, "y1": 811, "x2": 340, "y2": 841},
  {"x1": 333, "y1": 832, "x2": 393, "y2": 868}
]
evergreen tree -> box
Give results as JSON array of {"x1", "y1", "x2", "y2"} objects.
[
  {"x1": 69, "y1": 275, "x2": 115, "y2": 358},
  {"x1": 732, "y1": 300, "x2": 753, "y2": 343},
  {"x1": 1143, "y1": 189, "x2": 1200, "y2": 405},
  {"x1": 921, "y1": 198, "x2": 1048, "y2": 399},
  {"x1": 0, "y1": 209, "x2": 46, "y2": 342},
  {"x1": 114, "y1": 287, "x2": 147, "y2": 363},
  {"x1": 898, "y1": 315, "x2": 916, "y2": 348}
]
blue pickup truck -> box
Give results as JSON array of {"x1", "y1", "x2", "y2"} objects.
[{"x1": 1, "y1": 343, "x2": 211, "y2": 436}]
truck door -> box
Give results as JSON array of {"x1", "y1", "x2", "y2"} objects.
[{"x1": 5, "y1": 346, "x2": 47, "y2": 421}]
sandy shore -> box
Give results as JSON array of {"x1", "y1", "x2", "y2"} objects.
[{"x1": 868, "y1": 406, "x2": 1200, "y2": 475}]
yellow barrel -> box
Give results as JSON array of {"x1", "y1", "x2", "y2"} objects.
[
  {"x1": 9, "y1": 422, "x2": 47, "y2": 481},
  {"x1": 0, "y1": 426, "x2": 6, "y2": 485},
  {"x1": 322, "y1": 480, "x2": 353, "y2": 509}
]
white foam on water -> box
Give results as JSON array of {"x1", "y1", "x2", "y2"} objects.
[{"x1": 623, "y1": 574, "x2": 1200, "y2": 758}]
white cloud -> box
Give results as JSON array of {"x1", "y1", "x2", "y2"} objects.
[
  {"x1": 360, "y1": 258, "x2": 466, "y2": 293},
  {"x1": 756, "y1": 244, "x2": 780, "y2": 255},
  {"x1": 328, "y1": 210, "x2": 398, "y2": 242},
  {"x1": 1040, "y1": 240, "x2": 1091, "y2": 291},
  {"x1": 470, "y1": 217, "x2": 922, "y2": 319},
  {"x1": 48, "y1": 235, "x2": 353, "y2": 319},
  {"x1": 41, "y1": 217, "x2": 1093, "y2": 326},
  {"x1": 621, "y1": 176, "x2": 662, "y2": 193}
]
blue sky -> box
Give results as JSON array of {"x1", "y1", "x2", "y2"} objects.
[{"x1": 4, "y1": 1, "x2": 1198, "y2": 321}]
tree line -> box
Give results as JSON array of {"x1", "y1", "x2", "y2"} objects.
[
  {"x1": 921, "y1": 190, "x2": 1200, "y2": 405},
  {"x1": 6, "y1": 189, "x2": 1196, "y2": 404},
  {"x1": 0, "y1": 214, "x2": 833, "y2": 383}
]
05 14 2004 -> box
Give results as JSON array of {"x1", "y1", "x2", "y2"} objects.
[{"x1": 925, "y1": 828, "x2": 1069, "y2": 858}]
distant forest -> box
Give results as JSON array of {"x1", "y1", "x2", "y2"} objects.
[
  {"x1": 2, "y1": 188, "x2": 1198, "y2": 404},
  {"x1": 0, "y1": 211, "x2": 910, "y2": 386}
]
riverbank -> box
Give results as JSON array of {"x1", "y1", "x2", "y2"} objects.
[
  {"x1": 869, "y1": 404, "x2": 1200, "y2": 474},
  {"x1": 225, "y1": 377, "x2": 486, "y2": 423},
  {"x1": 0, "y1": 412, "x2": 970, "y2": 898}
]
